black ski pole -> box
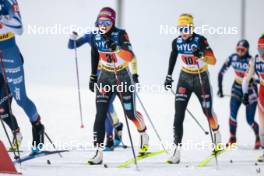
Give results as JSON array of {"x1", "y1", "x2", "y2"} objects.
[
  {"x1": 113, "y1": 64, "x2": 139, "y2": 170},
  {"x1": 44, "y1": 132, "x2": 63, "y2": 158}
]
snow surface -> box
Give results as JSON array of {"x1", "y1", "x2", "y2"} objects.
[
  {"x1": 1, "y1": 0, "x2": 264, "y2": 175},
  {"x1": 1, "y1": 86, "x2": 264, "y2": 176}
]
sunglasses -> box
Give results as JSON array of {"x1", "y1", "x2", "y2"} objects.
[
  {"x1": 178, "y1": 27, "x2": 191, "y2": 34},
  {"x1": 236, "y1": 47, "x2": 247, "y2": 53},
  {"x1": 96, "y1": 20, "x2": 113, "y2": 26}
]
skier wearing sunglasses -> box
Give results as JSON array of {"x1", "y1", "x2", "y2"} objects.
[
  {"x1": 68, "y1": 7, "x2": 149, "y2": 165},
  {"x1": 164, "y1": 13, "x2": 221, "y2": 164},
  {"x1": 218, "y1": 39, "x2": 260, "y2": 149}
]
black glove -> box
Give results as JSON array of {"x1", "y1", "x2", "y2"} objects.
[
  {"x1": 192, "y1": 46, "x2": 203, "y2": 58},
  {"x1": 132, "y1": 74, "x2": 139, "y2": 84},
  {"x1": 89, "y1": 74, "x2": 97, "y2": 92},
  {"x1": 242, "y1": 93, "x2": 249, "y2": 106},
  {"x1": 217, "y1": 87, "x2": 224, "y2": 98},
  {"x1": 103, "y1": 35, "x2": 117, "y2": 51},
  {"x1": 164, "y1": 75, "x2": 173, "y2": 90}
]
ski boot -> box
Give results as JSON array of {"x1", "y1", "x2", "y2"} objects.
[
  {"x1": 139, "y1": 132, "x2": 149, "y2": 155},
  {"x1": 9, "y1": 129, "x2": 23, "y2": 152},
  {"x1": 213, "y1": 129, "x2": 223, "y2": 153},
  {"x1": 260, "y1": 135, "x2": 264, "y2": 149},
  {"x1": 166, "y1": 146, "x2": 181, "y2": 164},
  {"x1": 103, "y1": 135, "x2": 114, "y2": 151},
  {"x1": 255, "y1": 136, "x2": 261, "y2": 149},
  {"x1": 88, "y1": 150, "x2": 103, "y2": 165},
  {"x1": 31, "y1": 118, "x2": 45, "y2": 155}
]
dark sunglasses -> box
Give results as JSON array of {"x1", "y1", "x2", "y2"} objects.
[
  {"x1": 178, "y1": 27, "x2": 191, "y2": 34},
  {"x1": 96, "y1": 20, "x2": 113, "y2": 26}
]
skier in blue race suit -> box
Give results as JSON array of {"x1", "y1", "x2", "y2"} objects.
[
  {"x1": 218, "y1": 39, "x2": 260, "y2": 149},
  {"x1": 0, "y1": 0, "x2": 44, "y2": 153}
]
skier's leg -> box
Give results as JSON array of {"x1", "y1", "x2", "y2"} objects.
[
  {"x1": 194, "y1": 72, "x2": 221, "y2": 145},
  {"x1": 89, "y1": 77, "x2": 113, "y2": 164},
  {"x1": 228, "y1": 95, "x2": 241, "y2": 144},
  {"x1": 167, "y1": 72, "x2": 192, "y2": 164},
  {"x1": 246, "y1": 101, "x2": 260, "y2": 149},
  {"x1": 116, "y1": 70, "x2": 148, "y2": 154},
  {"x1": 257, "y1": 86, "x2": 264, "y2": 161},
  {"x1": 0, "y1": 71, "x2": 20, "y2": 132},
  {"x1": 93, "y1": 89, "x2": 113, "y2": 148},
  {"x1": 258, "y1": 85, "x2": 264, "y2": 147},
  {"x1": 104, "y1": 113, "x2": 114, "y2": 151},
  {"x1": 5, "y1": 66, "x2": 39, "y2": 122},
  {"x1": 0, "y1": 87, "x2": 23, "y2": 151},
  {"x1": 3, "y1": 65, "x2": 44, "y2": 152}
]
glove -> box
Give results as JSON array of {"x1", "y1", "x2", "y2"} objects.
[
  {"x1": 70, "y1": 31, "x2": 78, "y2": 40},
  {"x1": 132, "y1": 74, "x2": 139, "y2": 84},
  {"x1": 192, "y1": 46, "x2": 203, "y2": 58},
  {"x1": 89, "y1": 74, "x2": 97, "y2": 92},
  {"x1": 164, "y1": 75, "x2": 173, "y2": 90},
  {"x1": 242, "y1": 93, "x2": 249, "y2": 106},
  {"x1": 103, "y1": 35, "x2": 117, "y2": 51},
  {"x1": 217, "y1": 87, "x2": 224, "y2": 98}
]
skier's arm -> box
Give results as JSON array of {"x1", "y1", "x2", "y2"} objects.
[
  {"x1": 68, "y1": 33, "x2": 91, "y2": 49},
  {"x1": 218, "y1": 56, "x2": 232, "y2": 89},
  {"x1": 116, "y1": 30, "x2": 134, "y2": 62},
  {"x1": 200, "y1": 37, "x2": 216, "y2": 65},
  {"x1": 242, "y1": 56, "x2": 256, "y2": 93},
  {"x1": 0, "y1": 0, "x2": 23, "y2": 35},
  {"x1": 167, "y1": 39, "x2": 178, "y2": 76}
]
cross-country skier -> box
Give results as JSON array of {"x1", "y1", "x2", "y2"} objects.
[
  {"x1": 242, "y1": 34, "x2": 264, "y2": 161},
  {"x1": 0, "y1": 74, "x2": 22, "y2": 151},
  {"x1": 68, "y1": 7, "x2": 149, "y2": 165},
  {"x1": 218, "y1": 39, "x2": 260, "y2": 149},
  {"x1": 103, "y1": 53, "x2": 140, "y2": 151},
  {"x1": 0, "y1": 0, "x2": 44, "y2": 154},
  {"x1": 164, "y1": 13, "x2": 222, "y2": 164}
]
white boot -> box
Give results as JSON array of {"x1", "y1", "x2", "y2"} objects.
[
  {"x1": 167, "y1": 146, "x2": 181, "y2": 164},
  {"x1": 88, "y1": 150, "x2": 103, "y2": 165},
  {"x1": 213, "y1": 130, "x2": 223, "y2": 152},
  {"x1": 260, "y1": 135, "x2": 264, "y2": 147},
  {"x1": 139, "y1": 132, "x2": 149, "y2": 155},
  {"x1": 257, "y1": 152, "x2": 264, "y2": 162},
  {"x1": 213, "y1": 130, "x2": 222, "y2": 145}
]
